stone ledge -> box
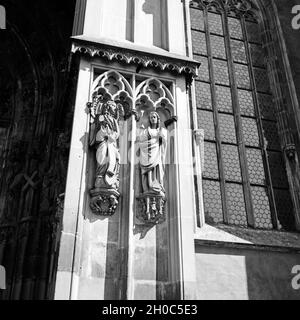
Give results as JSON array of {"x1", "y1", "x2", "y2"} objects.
[
  {"x1": 195, "y1": 239, "x2": 300, "y2": 254},
  {"x1": 71, "y1": 35, "x2": 200, "y2": 81},
  {"x1": 195, "y1": 224, "x2": 300, "y2": 252}
]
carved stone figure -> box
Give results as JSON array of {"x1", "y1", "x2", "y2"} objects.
[
  {"x1": 90, "y1": 100, "x2": 121, "y2": 189},
  {"x1": 136, "y1": 111, "x2": 168, "y2": 224},
  {"x1": 137, "y1": 111, "x2": 167, "y2": 197},
  {"x1": 89, "y1": 99, "x2": 123, "y2": 215}
]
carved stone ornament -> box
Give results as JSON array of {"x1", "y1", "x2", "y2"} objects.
[
  {"x1": 88, "y1": 98, "x2": 122, "y2": 216},
  {"x1": 135, "y1": 78, "x2": 174, "y2": 225},
  {"x1": 190, "y1": 0, "x2": 258, "y2": 19},
  {"x1": 88, "y1": 70, "x2": 133, "y2": 216},
  {"x1": 71, "y1": 37, "x2": 200, "y2": 83},
  {"x1": 136, "y1": 194, "x2": 166, "y2": 225},
  {"x1": 90, "y1": 188, "x2": 120, "y2": 216},
  {"x1": 284, "y1": 144, "x2": 296, "y2": 160}
]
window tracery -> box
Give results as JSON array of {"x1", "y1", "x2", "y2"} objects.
[{"x1": 190, "y1": 0, "x2": 296, "y2": 230}]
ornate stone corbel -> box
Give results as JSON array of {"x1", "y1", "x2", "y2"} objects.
[
  {"x1": 90, "y1": 189, "x2": 120, "y2": 216},
  {"x1": 137, "y1": 194, "x2": 166, "y2": 225},
  {"x1": 284, "y1": 144, "x2": 296, "y2": 160}
]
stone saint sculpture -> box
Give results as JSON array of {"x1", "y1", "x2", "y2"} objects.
[
  {"x1": 136, "y1": 111, "x2": 168, "y2": 224},
  {"x1": 138, "y1": 111, "x2": 167, "y2": 196},
  {"x1": 88, "y1": 99, "x2": 123, "y2": 215}
]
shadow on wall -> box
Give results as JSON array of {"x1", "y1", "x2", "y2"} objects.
[
  {"x1": 245, "y1": 249, "x2": 300, "y2": 300},
  {"x1": 195, "y1": 244, "x2": 300, "y2": 300},
  {"x1": 142, "y1": 0, "x2": 168, "y2": 49},
  {"x1": 84, "y1": 147, "x2": 127, "y2": 300}
]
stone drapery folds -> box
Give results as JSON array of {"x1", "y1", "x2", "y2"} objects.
[
  {"x1": 88, "y1": 71, "x2": 133, "y2": 216},
  {"x1": 88, "y1": 72, "x2": 176, "y2": 225}
]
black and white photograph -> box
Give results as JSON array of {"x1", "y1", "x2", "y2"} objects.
[{"x1": 0, "y1": 0, "x2": 299, "y2": 307}]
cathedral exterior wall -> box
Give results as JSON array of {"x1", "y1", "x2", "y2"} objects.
[
  {"x1": 1, "y1": 0, "x2": 300, "y2": 301},
  {"x1": 195, "y1": 243, "x2": 300, "y2": 300}
]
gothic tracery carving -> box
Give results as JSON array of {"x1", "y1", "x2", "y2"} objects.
[
  {"x1": 71, "y1": 40, "x2": 200, "y2": 83},
  {"x1": 135, "y1": 78, "x2": 175, "y2": 225},
  {"x1": 190, "y1": 0, "x2": 258, "y2": 19},
  {"x1": 88, "y1": 73, "x2": 176, "y2": 223},
  {"x1": 88, "y1": 71, "x2": 133, "y2": 216}
]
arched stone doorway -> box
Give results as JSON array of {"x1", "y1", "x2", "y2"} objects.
[{"x1": 0, "y1": 0, "x2": 76, "y2": 300}]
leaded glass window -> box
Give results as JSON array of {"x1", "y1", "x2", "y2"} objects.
[{"x1": 190, "y1": 0, "x2": 295, "y2": 231}]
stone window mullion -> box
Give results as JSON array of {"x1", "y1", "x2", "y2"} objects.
[
  {"x1": 222, "y1": 12, "x2": 255, "y2": 227},
  {"x1": 241, "y1": 16, "x2": 280, "y2": 230},
  {"x1": 204, "y1": 8, "x2": 229, "y2": 224},
  {"x1": 190, "y1": 0, "x2": 296, "y2": 232}
]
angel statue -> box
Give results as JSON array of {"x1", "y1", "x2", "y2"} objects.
[{"x1": 88, "y1": 99, "x2": 124, "y2": 215}]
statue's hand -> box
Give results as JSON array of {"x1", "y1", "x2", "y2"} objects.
[
  {"x1": 131, "y1": 110, "x2": 140, "y2": 122},
  {"x1": 108, "y1": 135, "x2": 115, "y2": 143}
]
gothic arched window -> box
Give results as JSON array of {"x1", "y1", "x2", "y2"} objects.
[{"x1": 190, "y1": 0, "x2": 295, "y2": 231}]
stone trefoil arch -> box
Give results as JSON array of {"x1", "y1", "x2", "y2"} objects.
[
  {"x1": 135, "y1": 78, "x2": 177, "y2": 225},
  {"x1": 88, "y1": 70, "x2": 134, "y2": 216},
  {"x1": 87, "y1": 71, "x2": 177, "y2": 224},
  {"x1": 190, "y1": 0, "x2": 259, "y2": 18}
]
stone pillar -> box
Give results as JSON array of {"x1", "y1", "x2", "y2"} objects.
[
  {"x1": 54, "y1": 0, "x2": 201, "y2": 300},
  {"x1": 54, "y1": 58, "x2": 91, "y2": 299},
  {"x1": 126, "y1": 75, "x2": 199, "y2": 300}
]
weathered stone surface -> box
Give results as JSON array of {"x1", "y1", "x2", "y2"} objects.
[
  {"x1": 77, "y1": 277, "x2": 120, "y2": 300},
  {"x1": 3, "y1": 0, "x2": 300, "y2": 301},
  {"x1": 133, "y1": 246, "x2": 157, "y2": 280},
  {"x1": 195, "y1": 242, "x2": 300, "y2": 300}
]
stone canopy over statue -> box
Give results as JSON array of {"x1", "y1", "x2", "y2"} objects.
[
  {"x1": 136, "y1": 111, "x2": 170, "y2": 224},
  {"x1": 87, "y1": 74, "x2": 176, "y2": 223}
]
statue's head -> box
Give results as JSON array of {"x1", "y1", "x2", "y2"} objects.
[
  {"x1": 149, "y1": 111, "x2": 160, "y2": 129},
  {"x1": 101, "y1": 100, "x2": 116, "y2": 117}
]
